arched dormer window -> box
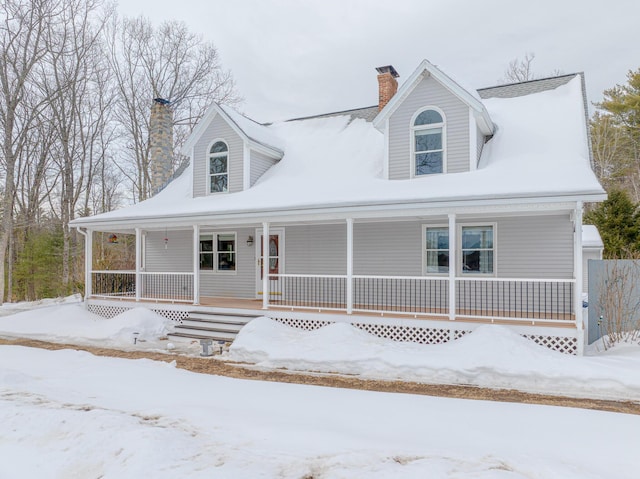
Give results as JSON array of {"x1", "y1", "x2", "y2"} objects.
[
  {"x1": 208, "y1": 140, "x2": 228, "y2": 193},
  {"x1": 412, "y1": 108, "x2": 445, "y2": 176}
]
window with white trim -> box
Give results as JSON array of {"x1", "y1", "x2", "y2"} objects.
[
  {"x1": 199, "y1": 232, "x2": 236, "y2": 272},
  {"x1": 208, "y1": 141, "x2": 228, "y2": 193},
  {"x1": 461, "y1": 226, "x2": 494, "y2": 274},
  {"x1": 413, "y1": 109, "x2": 444, "y2": 176},
  {"x1": 425, "y1": 226, "x2": 449, "y2": 274},
  {"x1": 423, "y1": 224, "x2": 495, "y2": 275}
]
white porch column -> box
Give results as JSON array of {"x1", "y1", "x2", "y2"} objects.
[
  {"x1": 574, "y1": 201, "x2": 584, "y2": 355},
  {"x1": 193, "y1": 224, "x2": 200, "y2": 305},
  {"x1": 448, "y1": 213, "x2": 456, "y2": 321},
  {"x1": 346, "y1": 218, "x2": 354, "y2": 314},
  {"x1": 84, "y1": 229, "x2": 92, "y2": 302},
  {"x1": 135, "y1": 227, "x2": 142, "y2": 302},
  {"x1": 262, "y1": 221, "x2": 270, "y2": 310}
]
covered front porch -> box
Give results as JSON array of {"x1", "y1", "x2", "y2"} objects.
[{"x1": 81, "y1": 202, "x2": 585, "y2": 334}]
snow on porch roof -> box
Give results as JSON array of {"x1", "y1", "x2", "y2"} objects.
[
  {"x1": 71, "y1": 76, "x2": 605, "y2": 228},
  {"x1": 582, "y1": 225, "x2": 604, "y2": 249}
]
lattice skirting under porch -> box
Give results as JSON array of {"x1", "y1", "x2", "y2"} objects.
[
  {"x1": 87, "y1": 302, "x2": 579, "y2": 355},
  {"x1": 266, "y1": 315, "x2": 578, "y2": 354},
  {"x1": 87, "y1": 303, "x2": 189, "y2": 322}
]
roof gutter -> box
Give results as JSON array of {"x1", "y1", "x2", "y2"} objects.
[{"x1": 70, "y1": 190, "x2": 607, "y2": 230}]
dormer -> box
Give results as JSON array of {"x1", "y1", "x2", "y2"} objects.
[
  {"x1": 181, "y1": 103, "x2": 284, "y2": 198},
  {"x1": 373, "y1": 60, "x2": 495, "y2": 179}
]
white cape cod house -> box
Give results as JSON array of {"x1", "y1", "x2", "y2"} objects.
[{"x1": 70, "y1": 60, "x2": 606, "y2": 354}]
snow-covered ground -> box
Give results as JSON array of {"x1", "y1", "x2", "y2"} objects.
[
  {"x1": 228, "y1": 318, "x2": 640, "y2": 402},
  {"x1": 1, "y1": 344, "x2": 639, "y2": 478},
  {"x1": 0, "y1": 302, "x2": 639, "y2": 477},
  {"x1": 1, "y1": 303, "x2": 640, "y2": 401}
]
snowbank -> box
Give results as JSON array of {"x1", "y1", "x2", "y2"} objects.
[
  {"x1": 0, "y1": 305, "x2": 174, "y2": 348},
  {"x1": 229, "y1": 318, "x2": 640, "y2": 401}
]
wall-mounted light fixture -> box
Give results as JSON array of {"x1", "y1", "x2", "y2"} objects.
[{"x1": 246, "y1": 236, "x2": 254, "y2": 247}]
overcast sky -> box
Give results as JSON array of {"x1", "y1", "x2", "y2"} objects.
[{"x1": 118, "y1": 0, "x2": 639, "y2": 123}]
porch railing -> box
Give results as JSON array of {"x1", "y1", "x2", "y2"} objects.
[
  {"x1": 92, "y1": 271, "x2": 136, "y2": 298},
  {"x1": 352, "y1": 275, "x2": 449, "y2": 317},
  {"x1": 268, "y1": 273, "x2": 574, "y2": 323},
  {"x1": 90, "y1": 271, "x2": 194, "y2": 303},
  {"x1": 269, "y1": 274, "x2": 347, "y2": 311},
  {"x1": 139, "y1": 272, "x2": 194, "y2": 303},
  {"x1": 91, "y1": 270, "x2": 576, "y2": 323},
  {"x1": 455, "y1": 277, "x2": 574, "y2": 322}
]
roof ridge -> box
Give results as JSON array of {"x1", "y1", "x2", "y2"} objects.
[
  {"x1": 477, "y1": 72, "x2": 581, "y2": 91},
  {"x1": 285, "y1": 105, "x2": 378, "y2": 123},
  {"x1": 220, "y1": 103, "x2": 271, "y2": 127}
]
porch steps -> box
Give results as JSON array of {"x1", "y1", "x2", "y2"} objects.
[{"x1": 168, "y1": 311, "x2": 258, "y2": 343}]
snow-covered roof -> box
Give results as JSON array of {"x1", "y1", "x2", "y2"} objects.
[
  {"x1": 219, "y1": 104, "x2": 285, "y2": 153},
  {"x1": 181, "y1": 102, "x2": 284, "y2": 157},
  {"x1": 582, "y1": 225, "x2": 604, "y2": 249},
  {"x1": 72, "y1": 75, "x2": 605, "y2": 229}
]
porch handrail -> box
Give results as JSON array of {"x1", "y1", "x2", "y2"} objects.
[
  {"x1": 454, "y1": 276, "x2": 575, "y2": 283},
  {"x1": 92, "y1": 270, "x2": 194, "y2": 276},
  {"x1": 92, "y1": 269, "x2": 135, "y2": 274},
  {"x1": 354, "y1": 274, "x2": 448, "y2": 281},
  {"x1": 271, "y1": 273, "x2": 346, "y2": 279},
  {"x1": 140, "y1": 271, "x2": 194, "y2": 276}
]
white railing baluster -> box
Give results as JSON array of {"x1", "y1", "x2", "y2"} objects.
[{"x1": 91, "y1": 271, "x2": 194, "y2": 303}]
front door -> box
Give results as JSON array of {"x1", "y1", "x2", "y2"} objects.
[{"x1": 256, "y1": 229, "x2": 284, "y2": 299}]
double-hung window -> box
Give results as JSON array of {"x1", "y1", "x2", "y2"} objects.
[
  {"x1": 461, "y1": 226, "x2": 494, "y2": 274},
  {"x1": 413, "y1": 108, "x2": 445, "y2": 176},
  {"x1": 209, "y1": 141, "x2": 228, "y2": 193},
  {"x1": 199, "y1": 232, "x2": 236, "y2": 272},
  {"x1": 423, "y1": 225, "x2": 494, "y2": 275},
  {"x1": 425, "y1": 227, "x2": 449, "y2": 273}
]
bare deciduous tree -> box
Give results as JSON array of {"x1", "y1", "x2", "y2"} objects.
[
  {"x1": 503, "y1": 52, "x2": 537, "y2": 83},
  {"x1": 41, "y1": 0, "x2": 113, "y2": 290},
  {"x1": 501, "y1": 52, "x2": 563, "y2": 84},
  {"x1": 0, "y1": 2, "x2": 237, "y2": 300},
  {"x1": 595, "y1": 261, "x2": 640, "y2": 349},
  {"x1": 0, "y1": 0, "x2": 59, "y2": 303},
  {"x1": 106, "y1": 16, "x2": 240, "y2": 202}
]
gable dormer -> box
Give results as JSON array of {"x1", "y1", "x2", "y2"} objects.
[
  {"x1": 373, "y1": 60, "x2": 494, "y2": 180},
  {"x1": 181, "y1": 103, "x2": 284, "y2": 198}
]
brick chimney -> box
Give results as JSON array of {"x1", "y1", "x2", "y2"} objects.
[
  {"x1": 376, "y1": 65, "x2": 399, "y2": 111},
  {"x1": 149, "y1": 98, "x2": 173, "y2": 194}
]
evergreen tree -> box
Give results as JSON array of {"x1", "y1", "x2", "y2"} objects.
[
  {"x1": 595, "y1": 68, "x2": 640, "y2": 200},
  {"x1": 584, "y1": 190, "x2": 639, "y2": 258}
]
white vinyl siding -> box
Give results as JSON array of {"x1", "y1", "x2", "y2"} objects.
[
  {"x1": 291, "y1": 218, "x2": 572, "y2": 279},
  {"x1": 476, "y1": 126, "x2": 485, "y2": 165},
  {"x1": 193, "y1": 114, "x2": 244, "y2": 197},
  {"x1": 250, "y1": 150, "x2": 278, "y2": 186},
  {"x1": 420, "y1": 216, "x2": 572, "y2": 279},
  {"x1": 353, "y1": 222, "x2": 423, "y2": 276},
  {"x1": 199, "y1": 227, "x2": 256, "y2": 298},
  {"x1": 389, "y1": 76, "x2": 469, "y2": 179},
  {"x1": 144, "y1": 228, "x2": 255, "y2": 298},
  {"x1": 493, "y1": 215, "x2": 573, "y2": 279},
  {"x1": 141, "y1": 216, "x2": 574, "y2": 300},
  {"x1": 285, "y1": 224, "x2": 347, "y2": 274},
  {"x1": 144, "y1": 230, "x2": 193, "y2": 272}
]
